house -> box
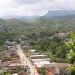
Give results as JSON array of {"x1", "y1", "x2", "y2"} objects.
[{"x1": 28, "y1": 49, "x2": 69, "y2": 75}]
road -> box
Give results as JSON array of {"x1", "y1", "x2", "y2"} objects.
[{"x1": 16, "y1": 44, "x2": 39, "y2": 75}]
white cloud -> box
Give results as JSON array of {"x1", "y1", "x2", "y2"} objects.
[
  {"x1": 13, "y1": 0, "x2": 39, "y2": 4},
  {"x1": 0, "y1": 0, "x2": 75, "y2": 17}
]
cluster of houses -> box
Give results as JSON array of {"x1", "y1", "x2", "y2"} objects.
[
  {"x1": 0, "y1": 39, "x2": 70, "y2": 75},
  {"x1": 23, "y1": 48, "x2": 69, "y2": 75},
  {"x1": 0, "y1": 40, "x2": 30, "y2": 75}
]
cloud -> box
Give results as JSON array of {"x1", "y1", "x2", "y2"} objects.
[
  {"x1": 0, "y1": 0, "x2": 75, "y2": 17},
  {"x1": 13, "y1": 0, "x2": 39, "y2": 4}
]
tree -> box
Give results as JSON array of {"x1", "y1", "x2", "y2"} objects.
[
  {"x1": 65, "y1": 32, "x2": 75, "y2": 64},
  {"x1": 0, "y1": 71, "x2": 11, "y2": 75},
  {"x1": 40, "y1": 68, "x2": 46, "y2": 75},
  {"x1": 65, "y1": 32, "x2": 75, "y2": 75}
]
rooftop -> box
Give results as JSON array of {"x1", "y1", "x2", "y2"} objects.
[{"x1": 30, "y1": 55, "x2": 46, "y2": 57}]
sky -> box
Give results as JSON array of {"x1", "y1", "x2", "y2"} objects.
[{"x1": 0, "y1": 0, "x2": 75, "y2": 17}]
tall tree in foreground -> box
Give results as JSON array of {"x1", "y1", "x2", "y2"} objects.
[{"x1": 65, "y1": 32, "x2": 75, "y2": 75}]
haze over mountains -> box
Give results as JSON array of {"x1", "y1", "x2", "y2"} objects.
[
  {"x1": 43, "y1": 10, "x2": 75, "y2": 19},
  {"x1": 1, "y1": 10, "x2": 75, "y2": 19},
  {"x1": 44, "y1": 10, "x2": 75, "y2": 17}
]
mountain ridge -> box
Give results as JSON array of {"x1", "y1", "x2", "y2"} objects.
[
  {"x1": 44, "y1": 10, "x2": 75, "y2": 17},
  {"x1": 1, "y1": 10, "x2": 75, "y2": 20}
]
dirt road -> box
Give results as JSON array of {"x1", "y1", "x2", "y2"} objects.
[{"x1": 16, "y1": 44, "x2": 39, "y2": 75}]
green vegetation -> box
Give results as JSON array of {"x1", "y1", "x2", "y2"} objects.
[
  {"x1": 65, "y1": 32, "x2": 75, "y2": 75},
  {"x1": 0, "y1": 18, "x2": 75, "y2": 62},
  {"x1": 0, "y1": 17, "x2": 75, "y2": 74},
  {"x1": 0, "y1": 72, "x2": 11, "y2": 75},
  {"x1": 29, "y1": 32, "x2": 68, "y2": 62},
  {"x1": 40, "y1": 68, "x2": 46, "y2": 75}
]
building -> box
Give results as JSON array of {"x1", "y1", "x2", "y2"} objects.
[{"x1": 28, "y1": 49, "x2": 69, "y2": 75}]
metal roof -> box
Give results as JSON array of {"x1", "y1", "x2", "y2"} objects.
[{"x1": 30, "y1": 55, "x2": 46, "y2": 57}]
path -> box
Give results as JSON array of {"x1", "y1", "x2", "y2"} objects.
[{"x1": 16, "y1": 44, "x2": 39, "y2": 75}]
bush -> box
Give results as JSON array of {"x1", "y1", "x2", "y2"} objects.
[{"x1": 67, "y1": 65, "x2": 75, "y2": 75}]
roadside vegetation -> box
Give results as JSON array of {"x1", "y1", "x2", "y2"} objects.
[{"x1": 0, "y1": 72, "x2": 11, "y2": 75}]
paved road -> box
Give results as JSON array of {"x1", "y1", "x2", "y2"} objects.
[{"x1": 16, "y1": 44, "x2": 39, "y2": 75}]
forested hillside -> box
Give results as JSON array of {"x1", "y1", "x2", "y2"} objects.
[
  {"x1": 0, "y1": 18, "x2": 75, "y2": 35},
  {"x1": 0, "y1": 17, "x2": 75, "y2": 43},
  {"x1": 0, "y1": 17, "x2": 75, "y2": 44},
  {"x1": 0, "y1": 17, "x2": 75, "y2": 62}
]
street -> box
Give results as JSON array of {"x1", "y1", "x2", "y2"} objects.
[{"x1": 16, "y1": 44, "x2": 39, "y2": 75}]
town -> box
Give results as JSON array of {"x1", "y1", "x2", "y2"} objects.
[
  {"x1": 0, "y1": 39, "x2": 70, "y2": 75},
  {"x1": 0, "y1": 0, "x2": 75, "y2": 75}
]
